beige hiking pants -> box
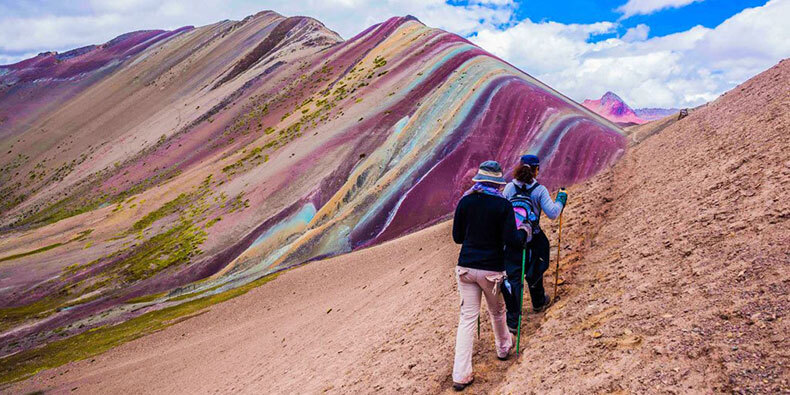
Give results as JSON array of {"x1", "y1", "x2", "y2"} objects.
[{"x1": 452, "y1": 266, "x2": 513, "y2": 384}]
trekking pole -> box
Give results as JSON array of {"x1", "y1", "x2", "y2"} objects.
[
  {"x1": 516, "y1": 248, "x2": 526, "y2": 358},
  {"x1": 553, "y1": 210, "x2": 564, "y2": 300},
  {"x1": 477, "y1": 316, "x2": 480, "y2": 339}
]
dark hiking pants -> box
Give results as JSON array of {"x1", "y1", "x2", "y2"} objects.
[{"x1": 503, "y1": 231, "x2": 551, "y2": 329}]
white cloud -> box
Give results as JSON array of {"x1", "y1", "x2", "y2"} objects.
[
  {"x1": 472, "y1": 0, "x2": 790, "y2": 108},
  {"x1": 0, "y1": 0, "x2": 516, "y2": 64},
  {"x1": 469, "y1": 0, "x2": 514, "y2": 5},
  {"x1": 0, "y1": 14, "x2": 125, "y2": 55},
  {"x1": 268, "y1": 0, "x2": 515, "y2": 38},
  {"x1": 0, "y1": 52, "x2": 37, "y2": 66},
  {"x1": 622, "y1": 23, "x2": 650, "y2": 42},
  {"x1": 616, "y1": 0, "x2": 703, "y2": 18},
  {"x1": 474, "y1": 20, "x2": 617, "y2": 77}
]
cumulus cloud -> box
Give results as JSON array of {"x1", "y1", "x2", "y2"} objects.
[
  {"x1": 622, "y1": 24, "x2": 650, "y2": 42},
  {"x1": 616, "y1": 0, "x2": 703, "y2": 18},
  {"x1": 0, "y1": 52, "x2": 36, "y2": 66},
  {"x1": 472, "y1": 0, "x2": 790, "y2": 108},
  {"x1": 0, "y1": 0, "x2": 515, "y2": 64},
  {"x1": 265, "y1": 0, "x2": 515, "y2": 38}
]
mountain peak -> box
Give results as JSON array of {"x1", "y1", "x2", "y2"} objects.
[
  {"x1": 601, "y1": 91, "x2": 624, "y2": 102},
  {"x1": 583, "y1": 91, "x2": 679, "y2": 125},
  {"x1": 1, "y1": 27, "x2": 193, "y2": 79},
  {"x1": 583, "y1": 91, "x2": 642, "y2": 125}
]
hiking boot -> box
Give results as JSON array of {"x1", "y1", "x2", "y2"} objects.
[
  {"x1": 533, "y1": 293, "x2": 552, "y2": 313},
  {"x1": 508, "y1": 325, "x2": 518, "y2": 335},
  {"x1": 498, "y1": 333, "x2": 514, "y2": 360},
  {"x1": 453, "y1": 378, "x2": 474, "y2": 391}
]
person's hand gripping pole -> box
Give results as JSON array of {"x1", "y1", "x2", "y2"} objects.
[{"x1": 553, "y1": 188, "x2": 568, "y2": 301}]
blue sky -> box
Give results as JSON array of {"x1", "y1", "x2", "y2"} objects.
[
  {"x1": 1, "y1": 0, "x2": 788, "y2": 108},
  {"x1": 502, "y1": 0, "x2": 768, "y2": 38}
]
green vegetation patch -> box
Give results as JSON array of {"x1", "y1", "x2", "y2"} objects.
[
  {"x1": 0, "y1": 242, "x2": 64, "y2": 264},
  {"x1": 0, "y1": 229, "x2": 93, "y2": 264},
  {"x1": 13, "y1": 192, "x2": 106, "y2": 230},
  {"x1": 12, "y1": 165, "x2": 180, "y2": 230},
  {"x1": 124, "y1": 290, "x2": 169, "y2": 305},
  {"x1": 227, "y1": 192, "x2": 250, "y2": 213},
  {"x1": 131, "y1": 193, "x2": 190, "y2": 232},
  {"x1": 205, "y1": 216, "x2": 222, "y2": 228},
  {"x1": 373, "y1": 56, "x2": 387, "y2": 69},
  {"x1": 121, "y1": 221, "x2": 206, "y2": 282},
  {"x1": 3, "y1": 174, "x2": 215, "y2": 335},
  {"x1": 81, "y1": 175, "x2": 212, "y2": 284},
  {"x1": 0, "y1": 273, "x2": 108, "y2": 333},
  {"x1": 0, "y1": 272, "x2": 280, "y2": 385},
  {"x1": 0, "y1": 296, "x2": 63, "y2": 333},
  {"x1": 165, "y1": 282, "x2": 226, "y2": 303},
  {"x1": 221, "y1": 147, "x2": 266, "y2": 175},
  {"x1": 71, "y1": 229, "x2": 94, "y2": 242}
]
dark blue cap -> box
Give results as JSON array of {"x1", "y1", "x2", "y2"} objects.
[{"x1": 520, "y1": 154, "x2": 540, "y2": 166}]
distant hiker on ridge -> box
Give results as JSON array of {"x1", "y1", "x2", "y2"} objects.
[
  {"x1": 451, "y1": 160, "x2": 530, "y2": 391},
  {"x1": 502, "y1": 154, "x2": 568, "y2": 333}
]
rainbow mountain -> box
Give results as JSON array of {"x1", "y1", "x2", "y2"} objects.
[{"x1": 0, "y1": 11, "x2": 625, "y2": 358}]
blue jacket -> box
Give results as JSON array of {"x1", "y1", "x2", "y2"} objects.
[
  {"x1": 502, "y1": 180, "x2": 564, "y2": 222},
  {"x1": 502, "y1": 180, "x2": 563, "y2": 270}
]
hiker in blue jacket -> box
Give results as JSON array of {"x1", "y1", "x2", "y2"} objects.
[{"x1": 502, "y1": 154, "x2": 568, "y2": 333}]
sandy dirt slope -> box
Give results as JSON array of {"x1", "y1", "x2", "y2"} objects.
[
  {"x1": 9, "y1": 221, "x2": 536, "y2": 394},
  {"x1": 499, "y1": 60, "x2": 790, "y2": 393},
  {"x1": 7, "y1": 60, "x2": 789, "y2": 395}
]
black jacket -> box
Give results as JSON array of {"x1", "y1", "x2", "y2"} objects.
[{"x1": 452, "y1": 192, "x2": 527, "y2": 272}]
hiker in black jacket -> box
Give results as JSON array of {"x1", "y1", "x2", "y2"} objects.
[
  {"x1": 451, "y1": 160, "x2": 528, "y2": 391},
  {"x1": 502, "y1": 154, "x2": 568, "y2": 332}
]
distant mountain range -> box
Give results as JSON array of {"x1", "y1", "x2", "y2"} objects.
[{"x1": 582, "y1": 91, "x2": 678, "y2": 126}]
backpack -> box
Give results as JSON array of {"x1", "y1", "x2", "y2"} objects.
[{"x1": 510, "y1": 182, "x2": 540, "y2": 236}]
